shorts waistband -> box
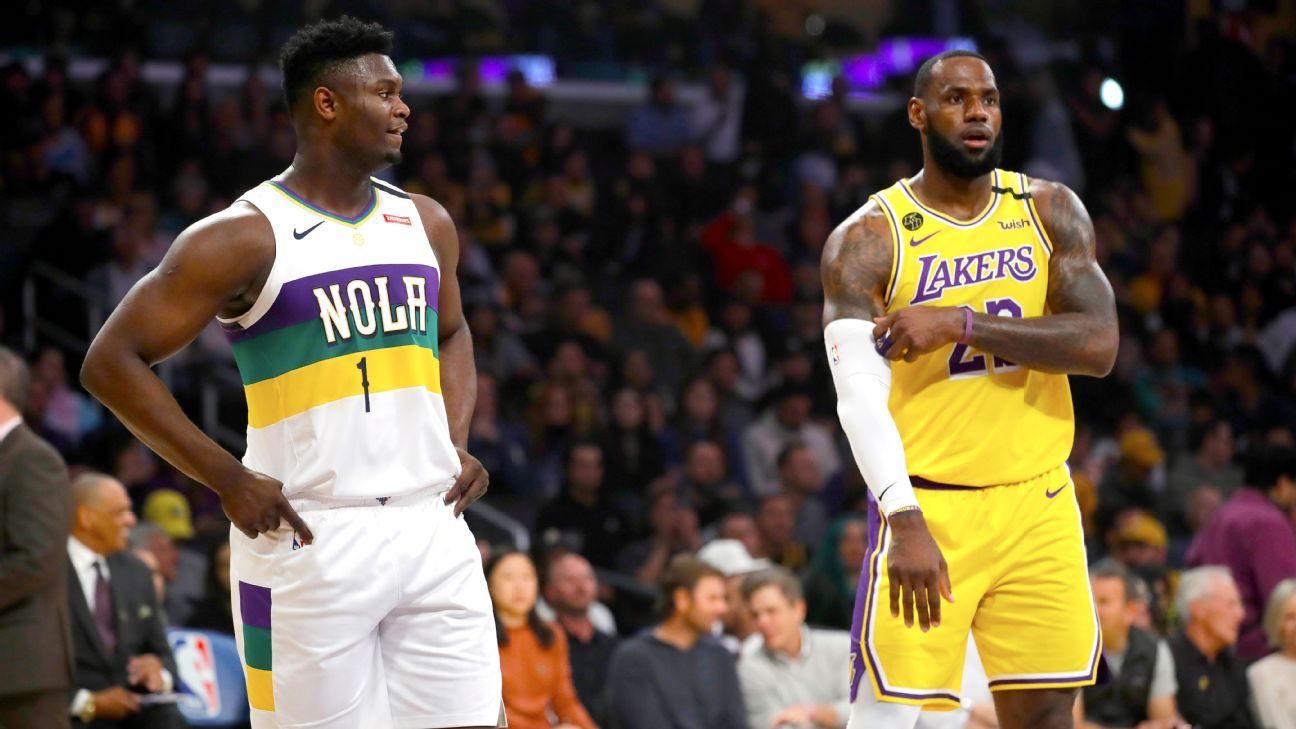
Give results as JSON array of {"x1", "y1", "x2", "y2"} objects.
[
  {"x1": 287, "y1": 479, "x2": 455, "y2": 512},
  {"x1": 910, "y1": 464, "x2": 1070, "y2": 491}
]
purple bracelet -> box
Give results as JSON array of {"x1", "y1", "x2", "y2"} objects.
[{"x1": 959, "y1": 307, "x2": 974, "y2": 345}]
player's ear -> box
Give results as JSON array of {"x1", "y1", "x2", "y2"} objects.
[
  {"x1": 314, "y1": 86, "x2": 339, "y2": 121},
  {"x1": 907, "y1": 97, "x2": 926, "y2": 132}
]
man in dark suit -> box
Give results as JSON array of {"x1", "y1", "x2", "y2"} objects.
[
  {"x1": 0, "y1": 346, "x2": 74, "y2": 729},
  {"x1": 67, "y1": 472, "x2": 185, "y2": 729}
]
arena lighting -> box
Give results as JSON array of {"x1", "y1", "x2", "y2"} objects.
[
  {"x1": 801, "y1": 37, "x2": 978, "y2": 99},
  {"x1": 402, "y1": 55, "x2": 555, "y2": 87},
  {"x1": 1100, "y1": 77, "x2": 1124, "y2": 110},
  {"x1": 805, "y1": 14, "x2": 827, "y2": 37}
]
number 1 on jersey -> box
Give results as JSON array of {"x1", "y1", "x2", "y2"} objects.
[{"x1": 356, "y1": 356, "x2": 371, "y2": 412}]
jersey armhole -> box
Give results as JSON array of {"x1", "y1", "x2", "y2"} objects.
[
  {"x1": 215, "y1": 196, "x2": 282, "y2": 332},
  {"x1": 1020, "y1": 172, "x2": 1056, "y2": 258},
  {"x1": 385, "y1": 182, "x2": 443, "y2": 274},
  {"x1": 872, "y1": 194, "x2": 904, "y2": 308}
]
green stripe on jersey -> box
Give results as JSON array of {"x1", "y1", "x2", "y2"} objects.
[{"x1": 231, "y1": 310, "x2": 440, "y2": 386}]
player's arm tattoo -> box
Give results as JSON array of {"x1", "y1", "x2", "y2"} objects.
[
  {"x1": 964, "y1": 180, "x2": 1118, "y2": 376},
  {"x1": 822, "y1": 202, "x2": 894, "y2": 326}
]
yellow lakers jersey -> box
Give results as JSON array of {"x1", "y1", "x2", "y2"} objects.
[{"x1": 872, "y1": 169, "x2": 1073, "y2": 486}]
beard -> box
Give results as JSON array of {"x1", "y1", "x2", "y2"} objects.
[{"x1": 926, "y1": 123, "x2": 1004, "y2": 180}]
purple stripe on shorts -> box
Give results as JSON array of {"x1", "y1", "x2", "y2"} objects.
[
  {"x1": 239, "y1": 581, "x2": 272, "y2": 629},
  {"x1": 224, "y1": 263, "x2": 440, "y2": 343},
  {"x1": 849, "y1": 495, "x2": 881, "y2": 703},
  {"x1": 853, "y1": 493, "x2": 962, "y2": 705},
  {"x1": 986, "y1": 627, "x2": 1103, "y2": 688}
]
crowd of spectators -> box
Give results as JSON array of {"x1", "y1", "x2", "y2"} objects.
[{"x1": 4, "y1": 2, "x2": 1296, "y2": 727}]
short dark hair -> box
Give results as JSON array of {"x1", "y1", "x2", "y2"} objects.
[
  {"x1": 1188, "y1": 418, "x2": 1228, "y2": 453},
  {"x1": 657, "y1": 553, "x2": 723, "y2": 617},
  {"x1": 741, "y1": 567, "x2": 804, "y2": 604},
  {"x1": 563, "y1": 440, "x2": 603, "y2": 470},
  {"x1": 776, "y1": 442, "x2": 809, "y2": 470},
  {"x1": 913, "y1": 50, "x2": 989, "y2": 97},
  {"x1": 1244, "y1": 444, "x2": 1296, "y2": 492},
  {"x1": 1089, "y1": 557, "x2": 1136, "y2": 603},
  {"x1": 279, "y1": 16, "x2": 394, "y2": 108}
]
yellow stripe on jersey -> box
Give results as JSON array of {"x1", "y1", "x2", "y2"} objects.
[
  {"x1": 244, "y1": 344, "x2": 442, "y2": 428},
  {"x1": 878, "y1": 169, "x2": 1073, "y2": 487},
  {"x1": 873, "y1": 194, "x2": 905, "y2": 307}
]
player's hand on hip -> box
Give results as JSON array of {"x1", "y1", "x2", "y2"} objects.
[
  {"x1": 218, "y1": 469, "x2": 314, "y2": 545},
  {"x1": 886, "y1": 509, "x2": 954, "y2": 632},
  {"x1": 872, "y1": 307, "x2": 965, "y2": 362},
  {"x1": 445, "y1": 447, "x2": 490, "y2": 517}
]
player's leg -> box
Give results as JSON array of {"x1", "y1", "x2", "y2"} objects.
[
  {"x1": 848, "y1": 489, "x2": 991, "y2": 724},
  {"x1": 991, "y1": 688, "x2": 1078, "y2": 729},
  {"x1": 378, "y1": 496, "x2": 503, "y2": 729},
  {"x1": 847, "y1": 688, "x2": 923, "y2": 728},
  {"x1": 229, "y1": 509, "x2": 398, "y2": 729},
  {"x1": 973, "y1": 470, "x2": 1100, "y2": 729}
]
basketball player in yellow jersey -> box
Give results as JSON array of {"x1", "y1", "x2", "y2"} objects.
[{"x1": 822, "y1": 50, "x2": 1118, "y2": 728}]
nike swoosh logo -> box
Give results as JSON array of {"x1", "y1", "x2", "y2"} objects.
[
  {"x1": 293, "y1": 221, "x2": 324, "y2": 240},
  {"x1": 909, "y1": 231, "x2": 940, "y2": 247},
  {"x1": 1046, "y1": 484, "x2": 1069, "y2": 499}
]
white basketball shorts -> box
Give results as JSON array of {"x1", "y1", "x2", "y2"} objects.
[{"x1": 229, "y1": 485, "x2": 505, "y2": 728}]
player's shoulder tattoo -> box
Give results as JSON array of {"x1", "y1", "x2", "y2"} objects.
[
  {"x1": 1027, "y1": 178, "x2": 1114, "y2": 318},
  {"x1": 1027, "y1": 178, "x2": 1095, "y2": 262},
  {"x1": 821, "y1": 199, "x2": 893, "y2": 323}
]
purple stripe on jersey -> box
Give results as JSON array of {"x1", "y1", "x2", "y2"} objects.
[
  {"x1": 238, "y1": 581, "x2": 272, "y2": 629},
  {"x1": 224, "y1": 263, "x2": 440, "y2": 343}
]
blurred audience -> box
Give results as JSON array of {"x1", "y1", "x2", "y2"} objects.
[
  {"x1": 1186, "y1": 444, "x2": 1296, "y2": 658},
  {"x1": 698, "y1": 537, "x2": 770, "y2": 654},
  {"x1": 1081, "y1": 559, "x2": 1183, "y2": 729},
  {"x1": 604, "y1": 554, "x2": 746, "y2": 729},
  {"x1": 67, "y1": 473, "x2": 184, "y2": 728},
  {"x1": 738, "y1": 567, "x2": 850, "y2": 729},
  {"x1": 1169, "y1": 567, "x2": 1254, "y2": 729},
  {"x1": 488, "y1": 550, "x2": 598, "y2": 729},
  {"x1": 1247, "y1": 578, "x2": 1296, "y2": 729},
  {"x1": 541, "y1": 552, "x2": 619, "y2": 725}
]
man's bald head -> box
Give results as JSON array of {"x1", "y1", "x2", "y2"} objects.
[
  {"x1": 71, "y1": 471, "x2": 116, "y2": 507},
  {"x1": 71, "y1": 472, "x2": 137, "y2": 555}
]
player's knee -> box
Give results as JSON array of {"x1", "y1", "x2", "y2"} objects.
[
  {"x1": 997, "y1": 690, "x2": 1076, "y2": 729},
  {"x1": 847, "y1": 697, "x2": 922, "y2": 729}
]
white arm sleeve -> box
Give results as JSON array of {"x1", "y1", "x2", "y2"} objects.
[{"x1": 824, "y1": 318, "x2": 920, "y2": 516}]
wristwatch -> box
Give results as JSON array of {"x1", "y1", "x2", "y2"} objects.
[{"x1": 79, "y1": 693, "x2": 96, "y2": 723}]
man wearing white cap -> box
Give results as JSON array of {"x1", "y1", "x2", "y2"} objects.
[{"x1": 699, "y1": 538, "x2": 771, "y2": 655}]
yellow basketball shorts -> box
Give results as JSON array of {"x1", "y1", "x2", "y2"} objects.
[{"x1": 848, "y1": 465, "x2": 1101, "y2": 711}]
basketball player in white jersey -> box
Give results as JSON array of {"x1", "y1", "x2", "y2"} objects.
[{"x1": 81, "y1": 17, "x2": 503, "y2": 729}]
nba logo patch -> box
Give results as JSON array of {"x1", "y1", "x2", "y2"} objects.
[
  {"x1": 831, "y1": 343, "x2": 841, "y2": 366},
  {"x1": 170, "y1": 632, "x2": 221, "y2": 717},
  {"x1": 292, "y1": 533, "x2": 302, "y2": 551}
]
